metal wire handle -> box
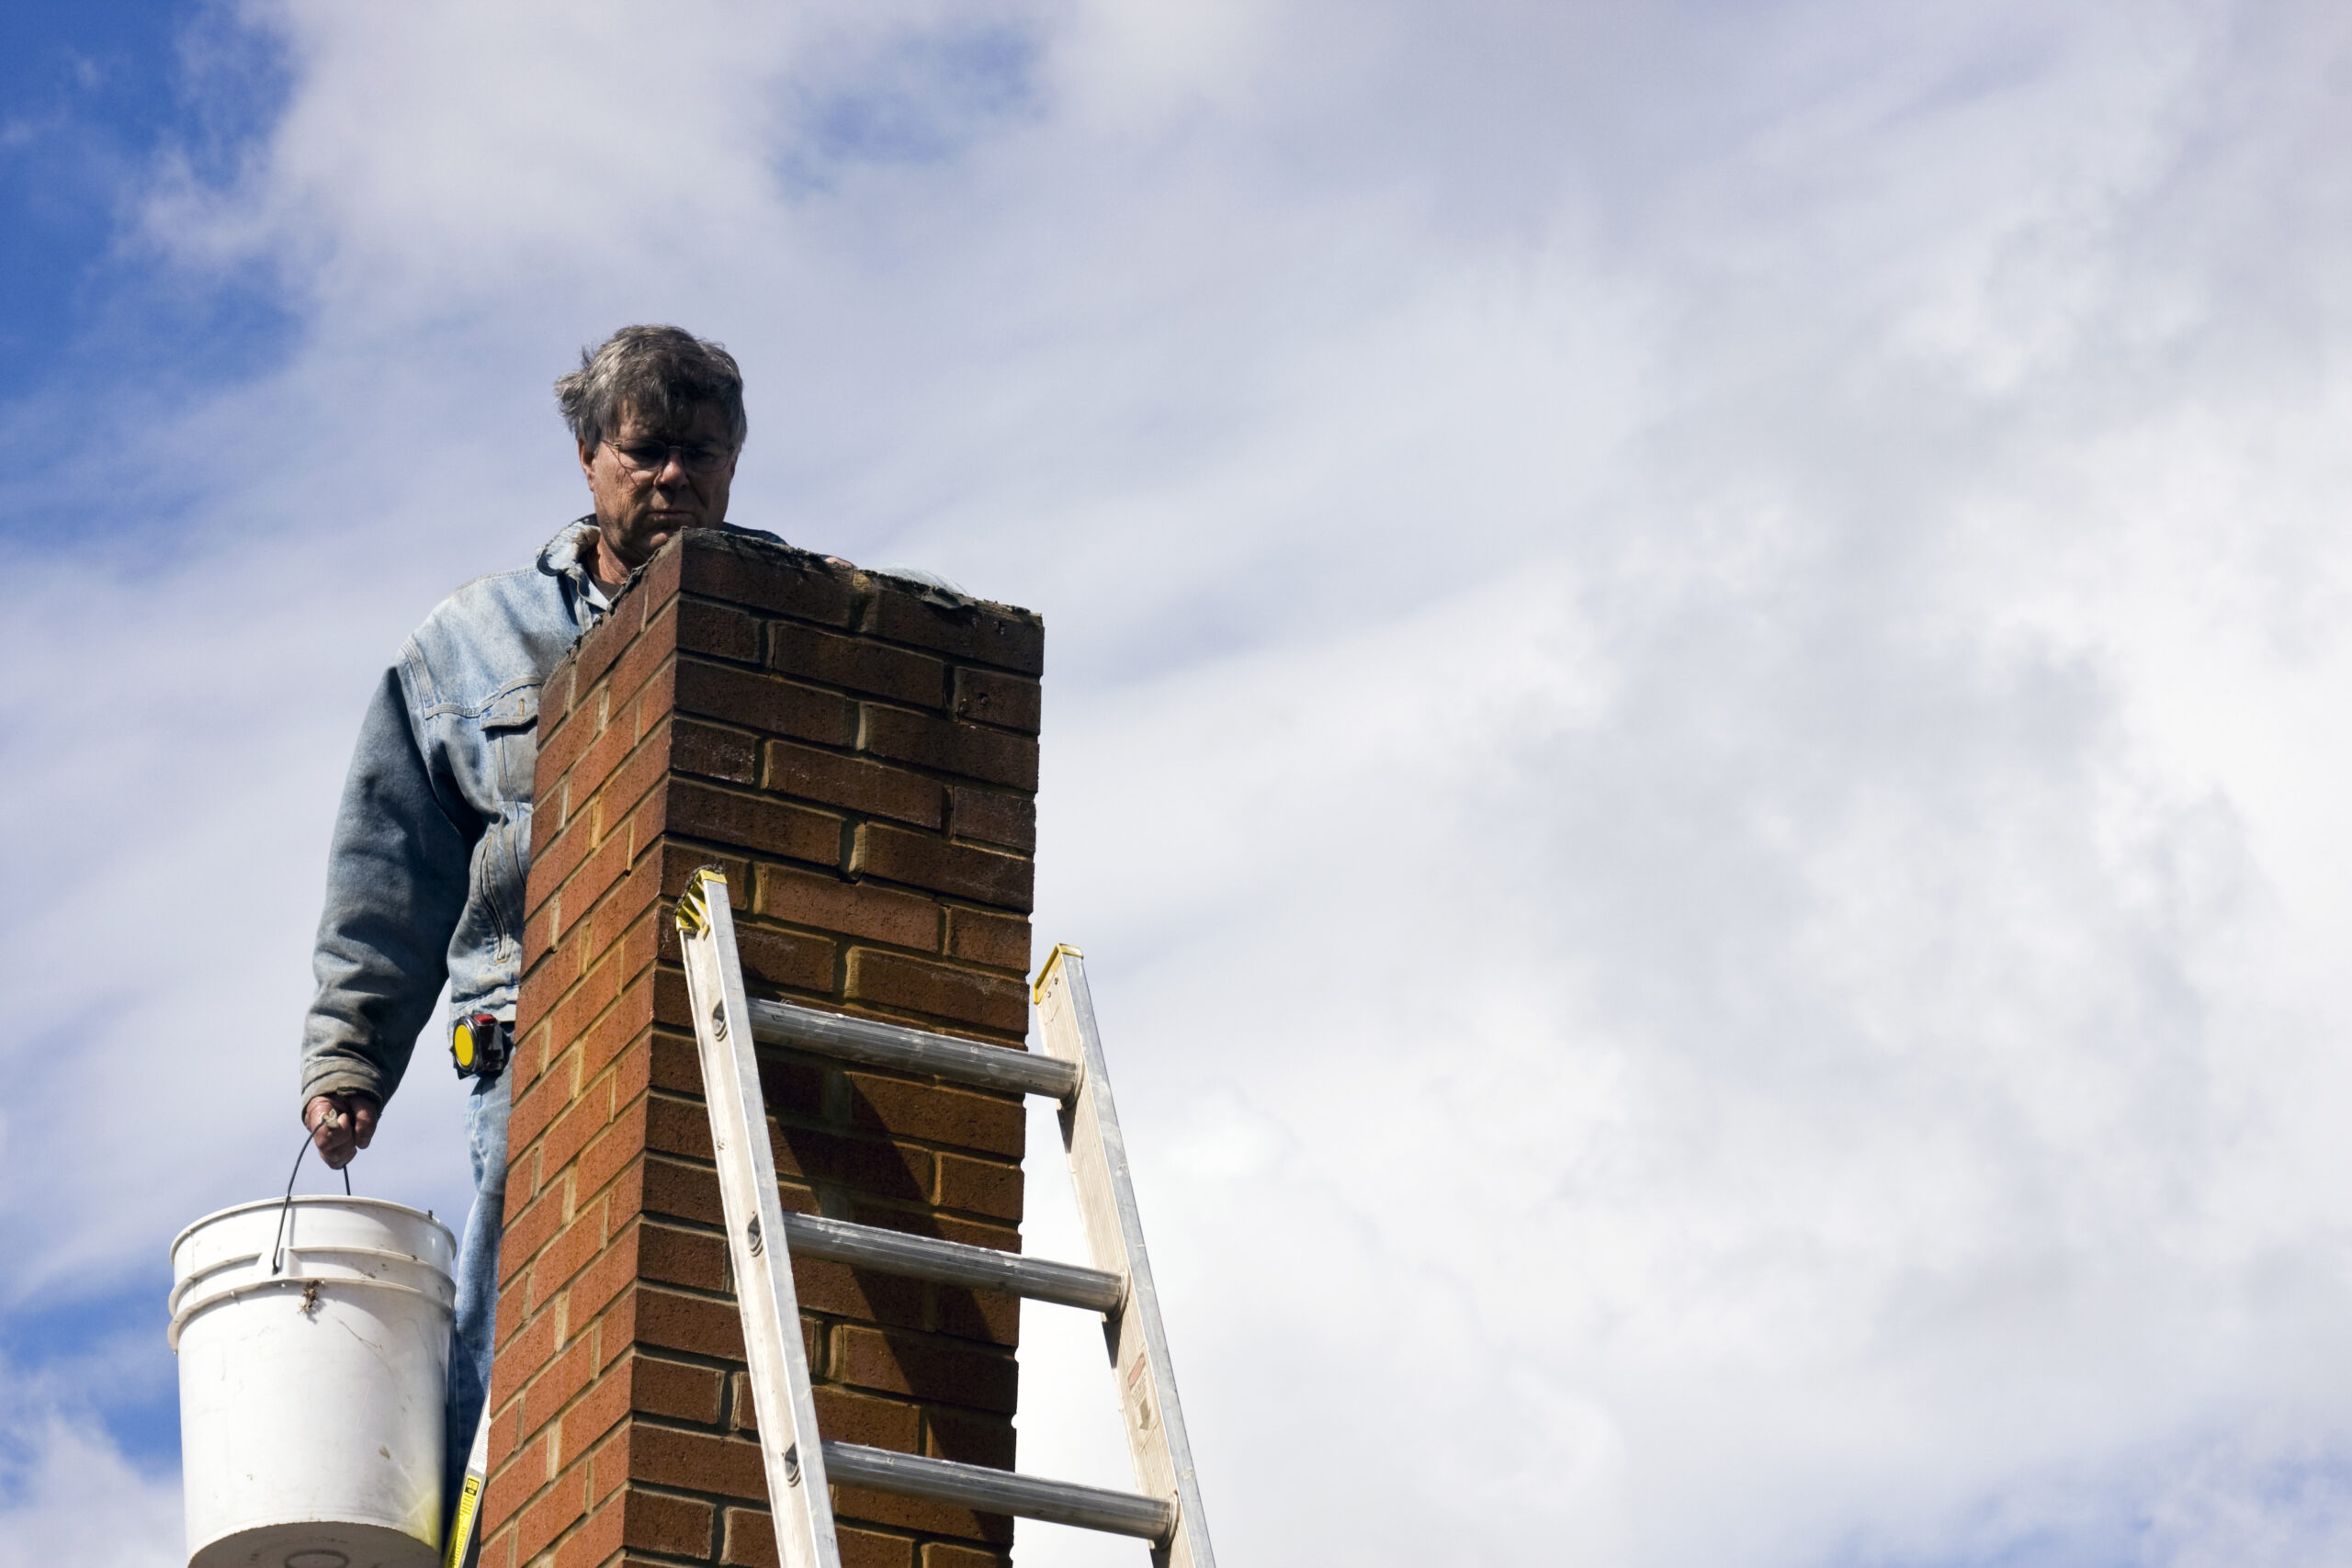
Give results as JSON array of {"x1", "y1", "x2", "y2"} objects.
[{"x1": 269, "y1": 1121, "x2": 354, "y2": 1276}]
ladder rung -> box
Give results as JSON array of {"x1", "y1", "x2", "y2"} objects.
[
  {"x1": 748, "y1": 998, "x2": 1080, "y2": 1100},
  {"x1": 782, "y1": 1213, "x2": 1125, "y2": 1313},
  {"x1": 820, "y1": 1440, "x2": 1176, "y2": 1541}
]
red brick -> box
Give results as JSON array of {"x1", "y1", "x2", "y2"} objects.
[
  {"x1": 933, "y1": 1284, "x2": 1021, "y2": 1348},
  {"x1": 535, "y1": 694, "x2": 601, "y2": 802},
  {"x1": 514, "y1": 1470, "x2": 589, "y2": 1564},
  {"x1": 736, "y1": 921, "x2": 837, "y2": 994},
  {"x1": 557, "y1": 1361, "x2": 634, "y2": 1464},
  {"x1": 948, "y1": 668, "x2": 1040, "y2": 735},
  {"x1": 809, "y1": 1386, "x2": 922, "y2": 1450},
  {"x1": 608, "y1": 1283, "x2": 747, "y2": 1363},
  {"x1": 665, "y1": 778, "x2": 842, "y2": 866},
  {"x1": 858, "y1": 705, "x2": 1037, "y2": 791},
  {"x1": 626, "y1": 1424, "x2": 767, "y2": 1501},
  {"x1": 676, "y1": 596, "x2": 761, "y2": 663},
  {"x1": 594, "y1": 724, "x2": 679, "y2": 842},
  {"x1": 632, "y1": 1354, "x2": 727, "y2": 1426},
  {"x1": 526, "y1": 1197, "x2": 612, "y2": 1310},
  {"x1": 577, "y1": 1100, "x2": 652, "y2": 1207},
  {"x1": 673, "y1": 716, "x2": 760, "y2": 784},
  {"x1": 922, "y1": 1407, "x2": 1018, "y2": 1472},
  {"x1": 566, "y1": 609, "x2": 636, "y2": 707},
  {"x1": 491, "y1": 1298, "x2": 560, "y2": 1400},
  {"x1": 845, "y1": 1074, "x2": 1024, "y2": 1157},
  {"x1": 723, "y1": 1516, "x2": 919, "y2": 1568},
  {"x1": 830, "y1": 1485, "x2": 1009, "y2": 1547},
  {"x1": 539, "y1": 1076, "x2": 616, "y2": 1188},
  {"x1": 720, "y1": 1506, "x2": 778, "y2": 1568},
  {"x1": 945, "y1": 788, "x2": 1035, "y2": 854},
  {"x1": 771, "y1": 621, "x2": 948, "y2": 707},
  {"x1": 674, "y1": 658, "x2": 855, "y2": 748},
  {"x1": 933, "y1": 1153, "x2": 1023, "y2": 1222},
  {"x1": 645, "y1": 1093, "x2": 715, "y2": 1162},
  {"x1": 501, "y1": 1185, "x2": 569, "y2": 1283},
  {"x1": 832, "y1": 1325, "x2": 1018, "y2": 1413},
  {"x1": 864, "y1": 588, "x2": 1043, "y2": 675},
  {"x1": 921, "y1": 1546, "x2": 1009, "y2": 1568},
  {"x1": 844, "y1": 949, "x2": 1029, "y2": 1035},
  {"x1": 519, "y1": 1335, "x2": 602, "y2": 1448},
  {"x1": 755, "y1": 864, "x2": 940, "y2": 951},
  {"x1": 763, "y1": 741, "x2": 944, "y2": 829},
  {"x1": 603, "y1": 602, "x2": 685, "y2": 720},
  {"x1": 755, "y1": 1056, "x2": 827, "y2": 1119},
  {"x1": 790, "y1": 1257, "x2": 926, "y2": 1331},
  {"x1": 638, "y1": 1221, "x2": 729, "y2": 1294},
  {"x1": 549, "y1": 1493, "x2": 626, "y2": 1568},
  {"x1": 639, "y1": 1153, "x2": 727, "y2": 1227},
  {"x1": 624, "y1": 1489, "x2": 718, "y2": 1558},
  {"x1": 851, "y1": 826, "x2": 1031, "y2": 912},
  {"x1": 943, "y1": 908, "x2": 1028, "y2": 972},
  {"x1": 527, "y1": 814, "x2": 599, "y2": 914},
  {"x1": 842, "y1": 1527, "x2": 921, "y2": 1568},
  {"x1": 628, "y1": 531, "x2": 690, "y2": 622},
  {"x1": 566, "y1": 1224, "x2": 643, "y2": 1326},
  {"x1": 771, "y1": 1123, "x2": 933, "y2": 1200},
  {"x1": 680, "y1": 532, "x2": 859, "y2": 626}
]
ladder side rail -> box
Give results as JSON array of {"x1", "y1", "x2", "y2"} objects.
[
  {"x1": 677, "y1": 873, "x2": 842, "y2": 1568},
  {"x1": 820, "y1": 1442, "x2": 1176, "y2": 1540},
  {"x1": 747, "y1": 997, "x2": 1080, "y2": 1100},
  {"x1": 1032, "y1": 948, "x2": 1217, "y2": 1568}
]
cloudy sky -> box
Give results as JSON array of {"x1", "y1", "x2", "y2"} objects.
[{"x1": 6, "y1": 1, "x2": 2352, "y2": 1563}]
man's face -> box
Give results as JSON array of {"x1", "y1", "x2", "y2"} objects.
[{"x1": 579, "y1": 400, "x2": 739, "y2": 574}]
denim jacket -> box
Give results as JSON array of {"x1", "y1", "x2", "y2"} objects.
[
  {"x1": 298, "y1": 519, "x2": 609, "y2": 1106},
  {"x1": 299, "y1": 518, "x2": 789, "y2": 1107}
]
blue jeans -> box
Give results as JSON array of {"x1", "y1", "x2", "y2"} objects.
[{"x1": 443, "y1": 1067, "x2": 512, "y2": 1523}]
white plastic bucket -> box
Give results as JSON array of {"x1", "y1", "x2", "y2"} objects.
[{"x1": 170, "y1": 1197, "x2": 458, "y2": 1568}]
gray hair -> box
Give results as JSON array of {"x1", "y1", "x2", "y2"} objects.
[{"x1": 555, "y1": 324, "x2": 748, "y2": 453}]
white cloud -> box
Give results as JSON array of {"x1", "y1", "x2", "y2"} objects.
[{"x1": 7, "y1": 0, "x2": 2352, "y2": 1562}]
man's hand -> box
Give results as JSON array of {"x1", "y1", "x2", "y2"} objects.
[{"x1": 305, "y1": 1092, "x2": 380, "y2": 1170}]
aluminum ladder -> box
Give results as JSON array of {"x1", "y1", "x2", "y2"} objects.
[{"x1": 674, "y1": 867, "x2": 1216, "y2": 1568}]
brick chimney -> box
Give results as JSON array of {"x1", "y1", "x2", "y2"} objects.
[{"x1": 477, "y1": 531, "x2": 1043, "y2": 1568}]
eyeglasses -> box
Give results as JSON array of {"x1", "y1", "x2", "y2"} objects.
[{"x1": 603, "y1": 438, "x2": 734, "y2": 478}]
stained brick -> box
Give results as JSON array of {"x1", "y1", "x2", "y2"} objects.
[
  {"x1": 851, "y1": 826, "x2": 1032, "y2": 913},
  {"x1": 735, "y1": 921, "x2": 836, "y2": 994},
  {"x1": 945, "y1": 787, "x2": 1035, "y2": 854},
  {"x1": 948, "y1": 668, "x2": 1041, "y2": 736},
  {"x1": 845, "y1": 949, "x2": 1030, "y2": 1035},
  {"x1": 859, "y1": 705, "x2": 1037, "y2": 792},
  {"x1": 944, "y1": 908, "x2": 1029, "y2": 972},
  {"x1": 763, "y1": 741, "x2": 944, "y2": 829},
  {"x1": 832, "y1": 1326, "x2": 1018, "y2": 1413},
  {"x1": 664, "y1": 778, "x2": 842, "y2": 866},
  {"x1": 933, "y1": 1153, "x2": 1023, "y2": 1223},
  {"x1": 679, "y1": 534, "x2": 860, "y2": 625},
  {"x1": 865, "y1": 589, "x2": 1043, "y2": 675},
  {"x1": 755, "y1": 865, "x2": 940, "y2": 951},
  {"x1": 675, "y1": 596, "x2": 761, "y2": 663},
  {"x1": 673, "y1": 716, "x2": 760, "y2": 784},
  {"x1": 846, "y1": 1074, "x2": 1025, "y2": 1157},
  {"x1": 674, "y1": 657, "x2": 856, "y2": 747},
  {"x1": 772, "y1": 621, "x2": 948, "y2": 707},
  {"x1": 626, "y1": 1424, "x2": 767, "y2": 1502}
]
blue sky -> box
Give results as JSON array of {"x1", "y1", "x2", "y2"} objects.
[{"x1": 6, "y1": 2, "x2": 2352, "y2": 1564}]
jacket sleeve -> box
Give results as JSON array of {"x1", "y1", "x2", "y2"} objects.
[{"x1": 299, "y1": 667, "x2": 481, "y2": 1107}]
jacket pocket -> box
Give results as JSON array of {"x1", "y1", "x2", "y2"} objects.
[{"x1": 480, "y1": 684, "x2": 541, "y2": 801}]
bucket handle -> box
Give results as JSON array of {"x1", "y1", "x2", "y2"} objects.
[{"x1": 270, "y1": 1123, "x2": 354, "y2": 1276}]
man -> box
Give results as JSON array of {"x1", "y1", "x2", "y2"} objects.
[{"x1": 297, "y1": 324, "x2": 773, "y2": 1514}]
